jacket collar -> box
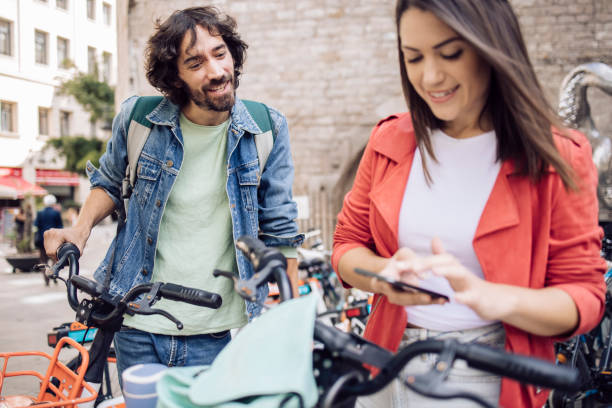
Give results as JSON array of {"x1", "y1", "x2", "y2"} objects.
[
  {"x1": 474, "y1": 160, "x2": 520, "y2": 241},
  {"x1": 145, "y1": 97, "x2": 262, "y2": 135},
  {"x1": 371, "y1": 113, "x2": 417, "y2": 163},
  {"x1": 368, "y1": 113, "x2": 521, "y2": 252},
  {"x1": 147, "y1": 97, "x2": 180, "y2": 127},
  {"x1": 230, "y1": 99, "x2": 265, "y2": 135},
  {"x1": 368, "y1": 113, "x2": 417, "y2": 253}
]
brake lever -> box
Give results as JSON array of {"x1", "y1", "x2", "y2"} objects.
[
  {"x1": 36, "y1": 248, "x2": 72, "y2": 283},
  {"x1": 213, "y1": 269, "x2": 260, "y2": 302},
  {"x1": 126, "y1": 282, "x2": 185, "y2": 330},
  {"x1": 403, "y1": 340, "x2": 494, "y2": 408}
]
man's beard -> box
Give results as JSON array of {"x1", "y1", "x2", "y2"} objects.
[{"x1": 187, "y1": 75, "x2": 236, "y2": 112}]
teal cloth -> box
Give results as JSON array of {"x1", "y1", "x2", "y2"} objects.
[{"x1": 157, "y1": 294, "x2": 319, "y2": 408}]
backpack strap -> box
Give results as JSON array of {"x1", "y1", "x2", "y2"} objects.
[
  {"x1": 105, "y1": 96, "x2": 161, "y2": 290},
  {"x1": 242, "y1": 99, "x2": 276, "y2": 172},
  {"x1": 126, "y1": 96, "x2": 163, "y2": 187},
  {"x1": 121, "y1": 96, "x2": 163, "y2": 217}
]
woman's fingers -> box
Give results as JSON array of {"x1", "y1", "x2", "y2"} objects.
[
  {"x1": 431, "y1": 236, "x2": 445, "y2": 255},
  {"x1": 394, "y1": 247, "x2": 417, "y2": 261}
]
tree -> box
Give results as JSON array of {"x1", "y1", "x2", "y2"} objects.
[
  {"x1": 59, "y1": 72, "x2": 115, "y2": 126},
  {"x1": 46, "y1": 135, "x2": 105, "y2": 176},
  {"x1": 46, "y1": 72, "x2": 114, "y2": 175}
]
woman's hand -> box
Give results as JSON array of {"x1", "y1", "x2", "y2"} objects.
[
  {"x1": 423, "y1": 237, "x2": 580, "y2": 336},
  {"x1": 373, "y1": 247, "x2": 447, "y2": 307},
  {"x1": 424, "y1": 237, "x2": 516, "y2": 321}
]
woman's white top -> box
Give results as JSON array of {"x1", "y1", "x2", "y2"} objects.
[{"x1": 399, "y1": 128, "x2": 501, "y2": 331}]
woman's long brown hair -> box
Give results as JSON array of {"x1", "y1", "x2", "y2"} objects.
[{"x1": 396, "y1": 0, "x2": 576, "y2": 189}]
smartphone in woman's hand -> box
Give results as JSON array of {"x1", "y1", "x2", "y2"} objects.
[{"x1": 354, "y1": 268, "x2": 449, "y2": 301}]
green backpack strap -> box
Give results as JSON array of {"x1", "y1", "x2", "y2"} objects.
[
  {"x1": 106, "y1": 95, "x2": 162, "y2": 289},
  {"x1": 242, "y1": 99, "x2": 276, "y2": 172},
  {"x1": 126, "y1": 96, "x2": 163, "y2": 189},
  {"x1": 121, "y1": 96, "x2": 163, "y2": 218}
]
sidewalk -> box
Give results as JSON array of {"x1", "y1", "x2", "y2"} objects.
[
  {"x1": 0, "y1": 239, "x2": 20, "y2": 274},
  {"x1": 0, "y1": 221, "x2": 116, "y2": 276}
]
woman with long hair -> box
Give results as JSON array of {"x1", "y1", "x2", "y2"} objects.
[{"x1": 332, "y1": 0, "x2": 606, "y2": 406}]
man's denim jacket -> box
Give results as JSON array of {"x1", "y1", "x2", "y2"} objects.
[{"x1": 87, "y1": 96, "x2": 303, "y2": 319}]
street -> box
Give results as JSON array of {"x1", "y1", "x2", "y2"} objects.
[{"x1": 0, "y1": 221, "x2": 115, "y2": 396}]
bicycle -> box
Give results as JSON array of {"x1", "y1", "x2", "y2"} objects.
[
  {"x1": 0, "y1": 243, "x2": 222, "y2": 408},
  {"x1": 297, "y1": 229, "x2": 342, "y2": 310},
  {"x1": 164, "y1": 235, "x2": 580, "y2": 408},
  {"x1": 548, "y1": 268, "x2": 612, "y2": 407}
]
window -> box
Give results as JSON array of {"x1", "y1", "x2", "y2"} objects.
[
  {"x1": 56, "y1": 0, "x2": 68, "y2": 10},
  {"x1": 1, "y1": 101, "x2": 16, "y2": 133},
  {"x1": 35, "y1": 30, "x2": 48, "y2": 65},
  {"x1": 57, "y1": 36, "x2": 69, "y2": 68},
  {"x1": 102, "y1": 52, "x2": 112, "y2": 82},
  {"x1": 87, "y1": 0, "x2": 95, "y2": 20},
  {"x1": 87, "y1": 46, "x2": 97, "y2": 76},
  {"x1": 60, "y1": 110, "x2": 71, "y2": 136},
  {"x1": 103, "y1": 2, "x2": 112, "y2": 25},
  {"x1": 0, "y1": 19, "x2": 12, "y2": 56},
  {"x1": 39, "y1": 108, "x2": 50, "y2": 136}
]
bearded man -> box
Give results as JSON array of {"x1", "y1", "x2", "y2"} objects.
[{"x1": 43, "y1": 6, "x2": 302, "y2": 377}]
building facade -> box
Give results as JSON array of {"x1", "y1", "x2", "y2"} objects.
[
  {"x1": 117, "y1": 0, "x2": 612, "y2": 247},
  {"x1": 0, "y1": 0, "x2": 117, "y2": 205}
]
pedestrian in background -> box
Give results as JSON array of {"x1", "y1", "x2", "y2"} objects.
[
  {"x1": 332, "y1": 0, "x2": 606, "y2": 406},
  {"x1": 34, "y1": 194, "x2": 62, "y2": 285}
]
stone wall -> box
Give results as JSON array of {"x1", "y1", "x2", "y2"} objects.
[{"x1": 118, "y1": 0, "x2": 612, "y2": 245}]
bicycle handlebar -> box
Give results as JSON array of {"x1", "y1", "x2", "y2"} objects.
[
  {"x1": 343, "y1": 339, "x2": 579, "y2": 399},
  {"x1": 51, "y1": 242, "x2": 81, "y2": 309},
  {"x1": 459, "y1": 341, "x2": 578, "y2": 390},
  {"x1": 53, "y1": 241, "x2": 222, "y2": 329},
  {"x1": 159, "y1": 283, "x2": 222, "y2": 309},
  {"x1": 231, "y1": 236, "x2": 293, "y2": 302},
  {"x1": 236, "y1": 235, "x2": 287, "y2": 272}
]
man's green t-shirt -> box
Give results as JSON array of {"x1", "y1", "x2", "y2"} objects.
[{"x1": 123, "y1": 114, "x2": 247, "y2": 335}]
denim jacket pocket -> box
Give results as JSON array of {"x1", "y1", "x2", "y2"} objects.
[
  {"x1": 134, "y1": 156, "x2": 162, "y2": 207},
  {"x1": 237, "y1": 163, "x2": 259, "y2": 212}
]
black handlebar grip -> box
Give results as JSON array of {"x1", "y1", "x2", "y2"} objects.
[
  {"x1": 236, "y1": 235, "x2": 287, "y2": 271},
  {"x1": 70, "y1": 275, "x2": 105, "y2": 297},
  {"x1": 159, "y1": 283, "x2": 222, "y2": 309},
  {"x1": 236, "y1": 236, "x2": 268, "y2": 269},
  {"x1": 461, "y1": 343, "x2": 580, "y2": 391},
  {"x1": 56, "y1": 242, "x2": 80, "y2": 261}
]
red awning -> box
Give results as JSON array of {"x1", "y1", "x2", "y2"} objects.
[
  {"x1": 0, "y1": 168, "x2": 48, "y2": 199},
  {"x1": 36, "y1": 169, "x2": 80, "y2": 186}
]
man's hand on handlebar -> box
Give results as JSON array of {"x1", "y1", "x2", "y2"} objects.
[{"x1": 44, "y1": 225, "x2": 91, "y2": 261}]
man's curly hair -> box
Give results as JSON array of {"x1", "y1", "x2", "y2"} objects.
[{"x1": 145, "y1": 7, "x2": 248, "y2": 107}]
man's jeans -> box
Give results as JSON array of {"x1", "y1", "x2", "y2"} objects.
[{"x1": 114, "y1": 326, "x2": 231, "y2": 384}]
